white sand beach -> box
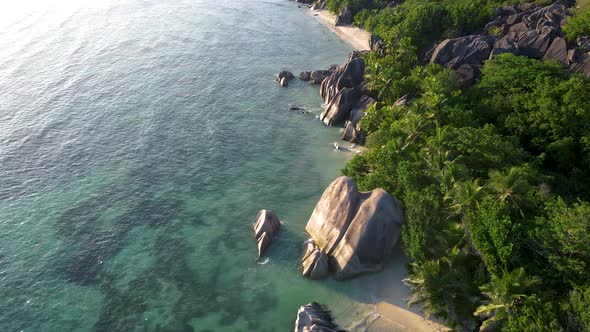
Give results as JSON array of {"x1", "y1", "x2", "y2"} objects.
[
  {"x1": 308, "y1": 8, "x2": 372, "y2": 51},
  {"x1": 334, "y1": 244, "x2": 450, "y2": 332},
  {"x1": 306, "y1": 7, "x2": 449, "y2": 332}
]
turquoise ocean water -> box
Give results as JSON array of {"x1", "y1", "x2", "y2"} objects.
[{"x1": 0, "y1": 1, "x2": 408, "y2": 331}]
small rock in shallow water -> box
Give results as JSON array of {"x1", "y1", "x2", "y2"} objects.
[
  {"x1": 253, "y1": 209, "x2": 281, "y2": 258},
  {"x1": 277, "y1": 70, "x2": 295, "y2": 81},
  {"x1": 279, "y1": 77, "x2": 288, "y2": 87},
  {"x1": 294, "y1": 302, "x2": 339, "y2": 332}
]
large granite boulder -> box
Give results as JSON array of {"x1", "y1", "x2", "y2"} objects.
[
  {"x1": 304, "y1": 176, "x2": 404, "y2": 280},
  {"x1": 306, "y1": 177, "x2": 361, "y2": 254},
  {"x1": 431, "y1": 2, "x2": 574, "y2": 80},
  {"x1": 320, "y1": 86, "x2": 362, "y2": 126},
  {"x1": 318, "y1": 53, "x2": 365, "y2": 126},
  {"x1": 294, "y1": 302, "x2": 339, "y2": 332},
  {"x1": 342, "y1": 95, "x2": 375, "y2": 143},
  {"x1": 430, "y1": 35, "x2": 496, "y2": 69},
  {"x1": 320, "y1": 53, "x2": 365, "y2": 104},
  {"x1": 543, "y1": 36, "x2": 568, "y2": 64},
  {"x1": 253, "y1": 209, "x2": 281, "y2": 258},
  {"x1": 330, "y1": 188, "x2": 403, "y2": 279},
  {"x1": 488, "y1": 3, "x2": 568, "y2": 34},
  {"x1": 508, "y1": 26, "x2": 559, "y2": 58},
  {"x1": 490, "y1": 35, "x2": 520, "y2": 58},
  {"x1": 335, "y1": 6, "x2": 352, "y2": 26}
]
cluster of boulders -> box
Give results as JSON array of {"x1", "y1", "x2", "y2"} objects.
[
  {"x1": 426, "y1": 1, "x2": 589, "y2": 86},
  {"x1": 299, "y1": 69, "x2": 333, "y2": 84},
  {"x1": 253, "y1": 209, "x2": 281, "y2": 258},
  {"x1": 276, "y1": 54, "x2": 374, "y2": 143},
  {"x1": 301, "y1": 176, "x2": 404, "y2": 280},
  {"x1": 294, "y1": 302, "x2": 340, "y2": 332},
  {"x1": 320, "y1": 52, "x2": 375, "y2": 143}
]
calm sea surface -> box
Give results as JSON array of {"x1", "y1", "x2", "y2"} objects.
[{"x1": 0, "y1": 1, "x2": 407, "y2": 331}]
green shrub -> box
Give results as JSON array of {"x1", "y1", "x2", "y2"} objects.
[{"x1": 563, "y1": 3, "x2": 590, "y2": 43}]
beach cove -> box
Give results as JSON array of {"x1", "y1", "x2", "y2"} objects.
[{"x1": 0, "y1": 0, "x2": 448, "y2": 331}]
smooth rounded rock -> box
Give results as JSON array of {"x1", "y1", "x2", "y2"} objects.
[
  {"x1": 294, "y1": 302, "x2": 338, "y2": 332},
  {"x1": 253, "y1": 209, "x2": 280, "y2": 258},
  {"x1": 304, "y1": 177, "x2": 404, "y2": 280}
]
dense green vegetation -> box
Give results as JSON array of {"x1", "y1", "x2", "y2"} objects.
[
  {"x1": 563, "y1": 0, "x2": 590, "y2": 42},
  {"x1": 324, "y1": 0, "x2": 388, "y2": 15},
  {"x1": 323, "y1": 0, "x2": 590, "y2": 330}
]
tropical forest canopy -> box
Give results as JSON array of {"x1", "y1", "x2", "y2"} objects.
[{"x1": 321, "y1": 0, "x2": 590, "y2": 330}]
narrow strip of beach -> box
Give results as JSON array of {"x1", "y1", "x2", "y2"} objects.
[
  {"x1": 305, "y1": 6, "x2": 450, "y2": 332},
  {"x1": 308, "y1": 8, "x2": 371, "y2": 51}
]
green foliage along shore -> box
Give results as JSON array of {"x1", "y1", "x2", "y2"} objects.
[{"x1": 323, "y1": 0, "x2": 590, "y2": 330}]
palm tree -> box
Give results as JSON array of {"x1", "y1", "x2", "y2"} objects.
[
  {"x1": 486, "y1": 167, "x2": 529, "y2": 217},
  {"x1": 475, "y1": 267, "x2": 541, "y2": 330},
  {"x1": 365, "y1": 61, "x2": 393, "y2": 100},
  {"x1": 422, "y1": 126, "x2": 449, "y2": 171},
  {"x1": 404, "y1": 259, "x2": 449, "y2": 318},
  {"x1": 445, "y1": 179, "x2": 484, "y2": 216}
]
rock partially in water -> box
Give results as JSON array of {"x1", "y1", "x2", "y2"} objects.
[
  {"x1": 342, "y1": 95, "x2": 375, "y2": 143},
  {"x1": 321, "y1": 86, "x2": 361, "y2": 126},
  {"x1": 294, "y1": 302, "x2": 339, "y2": 332},
  {"x1": 319, "y1": 53, "x2": 365, "y2": 126},
  {"x1": 320, "y1": 53, "x2": 364, "y2": 104},
  {"x1": 280, "y1": 77, "x2": 289, "y2": 88},
  {"x1": 299, "y1": 71, "x2": 312, "y2": 81},
  {"x1": 304, "y1": 176, "x2": 404, "y2": 280},
  {"x1": 301, "y1": 241, "x2": 328, "y2": 280},
  {"x1": 277, "y1": 70, "x2": 295, "y2": 81},
  {"x1": 289, "y1": 105, "x2": 306, "y2": 112},
  {"x1": 310, "y1": 70, "x2": 332, "y2": 84},
  {"x1": 253, "y1": 209, "x2": 280, "y2": 258}
]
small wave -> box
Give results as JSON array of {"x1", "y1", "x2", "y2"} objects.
[{"x1": 257, "y1": 257, "x2": 271, "y2": 265}]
